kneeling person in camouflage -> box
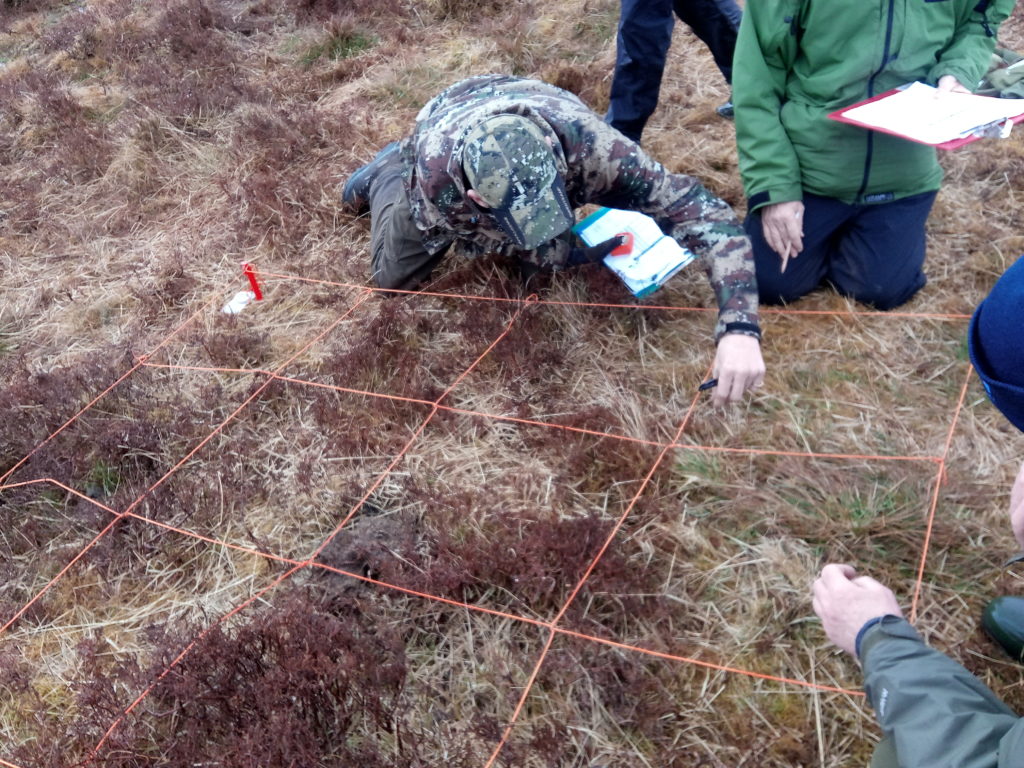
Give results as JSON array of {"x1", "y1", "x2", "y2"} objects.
[{"x1": 342, "y1": 74, "x2": 765, "y2": 405}]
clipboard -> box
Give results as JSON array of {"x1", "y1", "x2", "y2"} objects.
[
  {"x1": 573, "y1": 207, "x2": 696, "y2": 298},
  {"x1": 828, "y1": 82, "x2": 1024, "y2": 150}
]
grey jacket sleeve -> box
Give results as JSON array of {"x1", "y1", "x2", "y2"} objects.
[{"x1": 860, "y1": 616, "x2": 1024, "y2": 768}]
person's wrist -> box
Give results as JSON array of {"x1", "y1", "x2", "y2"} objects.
[
  {"x1": 714, "y1": 312, "x2": 760, "y2": 345},
  {"x1": 723, "y1": 321, "x2": 762, "y2": 341},
  {"x1": 855, "y1": 615, "x2": 894, "y2": 659}
]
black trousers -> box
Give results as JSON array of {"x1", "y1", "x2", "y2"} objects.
[
  {"x1": 606, "y1": 0, "x2": 741, "y2": 142},
  {"x1": 745, "y1": 190, "x2": 938, "y2": 310}
]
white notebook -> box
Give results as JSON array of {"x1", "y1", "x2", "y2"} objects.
[
  {"x1": 573, "y1": 207, "x2": 696, "y2": 298},
  {"x1": 830, "y1": 81, "x2": 1024, "y2": 147}
]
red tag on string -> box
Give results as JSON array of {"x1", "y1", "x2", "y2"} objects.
[{"x1": 242, "y1": 262, "x2": 263, "y2": 300}]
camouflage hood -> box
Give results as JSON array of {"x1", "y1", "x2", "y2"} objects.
[
  {"x1": 402, "y1": 75, "x2": 574, "y2": 252},
  {"x1": 394, "y1": 74, "x2": 761, "y2": 340}
]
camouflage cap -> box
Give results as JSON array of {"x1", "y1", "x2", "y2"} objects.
[{"x1": 462, "y1": 114, "x2": 574, "y2": 249}]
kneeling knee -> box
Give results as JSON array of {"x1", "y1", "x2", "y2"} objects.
[
  {"x1": 757, "y1": 283, "x2": 815, "y2": 307},
  {"x1": 843, "y1": 277, "x2": 926, "y2": 311},
  {"x1": 373, "y1": 271, "x2": 403, "y2": 291},
  {"x1": 855, "y1": 292, "x2": 905, "y2": 311}
]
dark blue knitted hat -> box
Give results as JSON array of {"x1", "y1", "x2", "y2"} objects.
[{"x1": 968, "y1": 255, "x2": 1024, "y2": 432}]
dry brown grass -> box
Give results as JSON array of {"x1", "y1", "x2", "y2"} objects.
[{"x1": 2, "y1": 0, "x2": 1024, "y2": 765}]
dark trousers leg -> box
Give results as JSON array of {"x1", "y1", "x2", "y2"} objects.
[
  {"x1": 605, "y1": 0, "x2": 675, "y2": 143},
  {"x1": 746, "y1": 191, "x2": 935, "y2": 309},
  {"x1": 746, "y1": 194, "x2": 856, "y2": 305},
  {"x1": 827, "y1": 190, "x2": 935, "y2": 310},
  {"x1": 672, "y1": 0, "x2": 741, "y2": 83},
  {"x1": 368, "y1": 169, "x2": 445, "y2": 291}
]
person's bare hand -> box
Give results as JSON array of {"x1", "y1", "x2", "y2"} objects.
[
  {"x1": 711, "y1": 333, "x2": 766, "y2": 407},
  {"x1": 760, "y1": 201, "x2": 804, "y2": 271},
  {"x1": 812, "y1": 564, "x2": 903, "y2": 657},
  {"x1": 936, "y1": 75, "x2": 970, "y2": 94},
  {"x1": 1011, "y1": 460, "x2": 1024, "y2": 549}
]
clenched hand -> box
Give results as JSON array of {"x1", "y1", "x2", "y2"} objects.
[
  {"x1": 711, "y1": 333, "x2": 766, "y2": 407},
  {"x1": 812, "y1": 564, "x2": 903, "y2": 657},
  {"x1": 761, "y1": 200, "x2": 805, "y2": 272}
]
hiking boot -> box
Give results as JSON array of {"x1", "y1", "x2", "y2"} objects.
[
  {"x1": 341, "y1": 141, "x2": 400, "y2": 211},
  {"x1": 716, "y1": 100, "x2": 734, "y2": 119},
  {"x1": 982, "y1": 595, "x2": 1024, "y2": 662}
]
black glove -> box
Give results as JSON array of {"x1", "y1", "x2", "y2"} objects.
[{"x1": 565, "y1": 235, "x2": 624, "y2": 267}]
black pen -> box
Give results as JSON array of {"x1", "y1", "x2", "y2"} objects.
[{"x1": 698, "y1": 378, "x2": 718, "y2": 392}]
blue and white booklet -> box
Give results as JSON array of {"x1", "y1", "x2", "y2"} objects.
[{"x1": 573, "y1": 207, "x2": 696, "y2": 298}]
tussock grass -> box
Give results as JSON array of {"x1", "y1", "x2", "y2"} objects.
[{"x1": 2, "y1": 0, "x2": 1024, "y2": 765}]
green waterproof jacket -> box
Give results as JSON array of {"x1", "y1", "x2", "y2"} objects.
[
  {"x1": 733, "y1": 0, "x2": 1014, "y2": 212},
  {"x1": 861, "y1": 616, "x2": 1024, "y2": 768}
]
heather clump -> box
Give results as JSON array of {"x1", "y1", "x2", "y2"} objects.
[
  {"x1": 215, "y1": 102, "x2": 357, "y2": 258},
  {"x1": 314, "y1": 298, "x2": 482, "y2": 403},
  {"x1": 5, "y1": 587, "x2": 537, "y2": 767},
  {"x1": 425, "y1": 0, "x2": 511, "y2": 22},
  {"x1": 424, "y1": 503, "x2": 615, "y2": 615},
  {"x1": 5, "y1": 590, "x2": 407, "y2": 767},
  {"x1": 284, "y1": 0, "x2": 408, "y2": 23},
  {"x1": 2, "y1": 69, "x2": 115, "y2": 182},
  {"x1": 128, "y1": 250, "x2": 200, "y2": 317},
  {"x1": 0, "y1": 358, "x2": 124, "y2": 478}
]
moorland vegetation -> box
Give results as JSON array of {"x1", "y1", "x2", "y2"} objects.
[{"x1": 2, "y1": 0, "x2": 1024, "y2": 765}]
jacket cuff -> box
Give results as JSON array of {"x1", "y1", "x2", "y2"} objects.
[
  {"x1": 855, "y1": 616, "x2": 889, "y2": 659},
  {"x1": 746, "y1": 185, "x2": 804, "y2": 214},
  {"x1": 858, "y1": 615, "x2": 921, "y2": 665},
  {"x1": 934, "y1": 67, "x2": 983, "y2": 92},
  {"x1": 714, "y1": 310, "x2": 762, "y2": 344}
]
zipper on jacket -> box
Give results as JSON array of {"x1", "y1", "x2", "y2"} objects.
[
  {"x1": 974, "y1": 0, "x2": 995, "y2": 36},
  {"x1": 855, "y1": 0, "x2": 897, "y2": 202}
]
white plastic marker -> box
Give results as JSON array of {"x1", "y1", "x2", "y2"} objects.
[
  {"x1": 221, "y1": 290, "x2": 257, "y2": 315},
  {"x1": 221, "y1": 262, "x2": 265, "y2": 314}
]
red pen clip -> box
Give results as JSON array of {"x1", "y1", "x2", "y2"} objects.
[{"x1": 610, "y1": 232, "x2": 634, "y2": 257}]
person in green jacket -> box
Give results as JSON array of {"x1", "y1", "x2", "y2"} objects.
[
  {"x1": 813, "y1": 255, "x2": 1024, "y2": 768},
  {"x1": 732, "y1": 0, "x2": 1014, "y2": 309}
]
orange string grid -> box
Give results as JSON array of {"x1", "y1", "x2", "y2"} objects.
[
  {"x1": 135, "y1": 362, "x2": 951, "y2": 465},
  {"x1": 0, "y1": 264, "x2": 980, "y2": 767},
  {"x1": 909, "y1": 363, "x2": 975, "y2": 621},
  {"x1": 82, "y1": 565, "x2": 307, "y2": 764},
  {"x1": 0, "y1": 296, "x2": 221, "y2": 488}
]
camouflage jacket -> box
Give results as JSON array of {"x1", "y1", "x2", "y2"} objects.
[{"x1": 398, "y1": 75, "x2": 759, "y2": 339}]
